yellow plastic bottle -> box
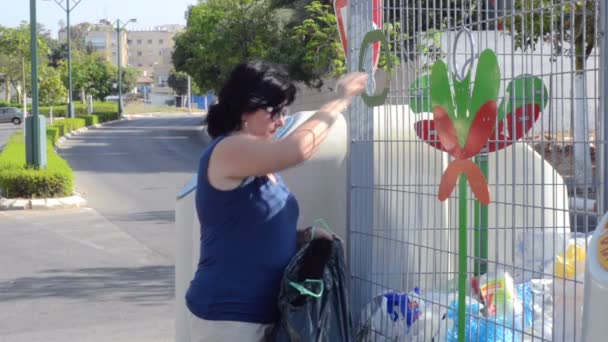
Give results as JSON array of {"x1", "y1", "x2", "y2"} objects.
[{"x1": 554, "y1": 243, "x2": 586, "y2": 279}]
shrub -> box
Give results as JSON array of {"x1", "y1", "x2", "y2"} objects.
[
  {"x1": 0, "y1": 133, "x2": 73, "y2": 198},
  {"x1": 80, "y1": 115, "x2": 99, "y2": 126},
  {"x1": 46, "y1": 118, "x2": 84, "y2": 141},
  {"x1": 46, "y1": 126, "x2": 60, "y2": 144},
  {"x1": 94, "y1": 111, "x2": 119, "y2": 123},
  {"x1": 36, "y1": 102, "x2": 118, "y2": 117}
]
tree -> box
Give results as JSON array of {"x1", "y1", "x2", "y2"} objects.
[
  {"x1": 173, "y1": 0, "x2": 283, "y2": 93},
  {"x1": 65, "y1": 53, "x2": 116, "y2": 100},
  {"x1": 167, "y1": 70, "x2": 189, "y2": 95},
  {"x1": 0, "y1": 23, "x2": 50, "y2": 103},
  {"x1": 58, "y1": 22, "x2": 94, "y2": 52},
  {"x1": 48, "y1": 42, "x2": 69, "y2": 68},
  {"x1": 281, "y1": 1, "x2": 346, "y2": 88},
  {"x1": 507, "y1": 0, "x2": 596, "y2": 189},
  {"x1": 117, "y1": 66, "x2": 140, "y2": 95},
  {"x1": 39, "y1": 64, "x2": 67, "y2": 106},
  {"x1": 174, "y1": 0, "x2": 481, "y2": 93}
]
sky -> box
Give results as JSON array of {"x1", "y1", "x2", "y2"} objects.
[{"x1": 2, "y1": 0, "x2": 198, "y2": 37}]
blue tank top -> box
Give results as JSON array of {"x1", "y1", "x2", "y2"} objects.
[{"x1": 186, "y1": 136, "x2": 299, "y2": 324}]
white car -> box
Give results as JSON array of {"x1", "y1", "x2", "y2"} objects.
[{"x1": 0, "y1": 107, "x2": 24, "y2": 125}]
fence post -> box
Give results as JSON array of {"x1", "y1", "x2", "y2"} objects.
[{"x1": 600, "y1": 1, "x2": 608, "y2": 215}]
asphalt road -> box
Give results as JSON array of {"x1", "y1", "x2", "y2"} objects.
[
  {"x1": 60, "y1": 114, "x2": 208, "y2": 261},
  {"x1": 0, "y1": 114, "x2": 208, "y2": 341}
]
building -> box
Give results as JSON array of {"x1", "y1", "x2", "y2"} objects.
[
  {"x1": 58, "y1": 20, "x2": 128, "y2": 66},
  {"x1": 126, "y1": 25, "x2": 183, "y2": 85},
  {"x1": 57, "y1": 21, "x2": 183, "y2": 85}
]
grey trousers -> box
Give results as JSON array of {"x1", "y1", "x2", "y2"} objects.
[{"x1": 190, "y1": 314, "x2": 274, "y2": 342}]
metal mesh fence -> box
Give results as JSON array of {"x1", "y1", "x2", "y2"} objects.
[{"x1": 347, "y1": 0, "x2": 602, "y2": 341}]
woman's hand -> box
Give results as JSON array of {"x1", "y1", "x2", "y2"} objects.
[
  {"x1": 297, "y1": 226, "x2": 334, "y2": 247},
  {"x1": 336, "y1": 72, "x2": 369, "y2": 101}
]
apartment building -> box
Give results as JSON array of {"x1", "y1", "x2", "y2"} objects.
[
  {"x1": 58, "y1": 20, "x2": 128, "y2": 66},
  {"x1": 58, "y1": 22, "x2": 182, "y2": 86},
  {"x1": 126, "y1": 25, "x2": 183, "y2": 85}
]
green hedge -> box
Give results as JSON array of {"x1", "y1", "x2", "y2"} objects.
[
  {"x1": 81, "y1": 115, "x2": 99, "y2": 126},
  {"x1": 46, "y1": 126, "x2": 60, "y2": 144},
  {"x1": 36, "y1": 102, "x2": 118, "y2": 117},
  {"x1": 51, "y1": 118, "x2": 86, "y2": 134},
  {"x1": 0, "y1": 133, "x2": 74, "y2": 198},
  {"x1": 45, "y1": 113, "x2": 115, "y2": 147},
  {"x1": 93, "y1": 111, "x2": 119, "y2": 123}
]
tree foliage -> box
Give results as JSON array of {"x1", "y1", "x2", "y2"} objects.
[
  {"x1": 174, "y1": 0, "x2": 353, "y2": 91},
  {"x1": 507, "y1": 0, "x2": 596, "y2": 71},
  {"x1": 39, "y1": 64, "x2": 67, "y2": 105},
  {"x1": 167, "y1": 70, "x2": 189, "y2": 95},
  {"x1": 174, "y1": 0, "x2": 486, "y2": 92},
  {"x1": 285, "y1": 1, "x2": 345, "y2": 87},
  {"x1": 0, "y1": 23, "x2": 50, "y2": 102},
  {"x1": 174, "y1": 0, "x2": 283, "y2": 93}
]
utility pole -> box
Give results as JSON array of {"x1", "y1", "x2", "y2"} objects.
[
  {"x1": 45, "y1": 0, "x2": 84, "y2": 119},
  {"x1": 115, "y1": 18, "x2": 136, "y2": 118},
  {"x1": 26, "y1": 0, "x2": 47, "y2": 168},
  {"x1": 187, "y1": 75, "x2": 192, "y2": 113}
]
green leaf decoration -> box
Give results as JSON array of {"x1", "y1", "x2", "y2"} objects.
[
  {"x1": 430, "y1": 60, "x2": 457, "y2": 133},
  {"x1": 453, "y1": 71, "x2": 472, "y2": 148},
  {"x1": 469, "y1": 49, "x2": 501, "y2": 123},
  {"x1": 409, "y1": 74, "x2": 431, "y2": 113},
  {"x1": 497, "y1": 75, "x2": 549, "y2": 122}
]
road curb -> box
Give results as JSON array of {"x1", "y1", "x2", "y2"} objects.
[
  {"x1": 0, "y1": 116, "x2": 128, "y2": 211},
  {"x1": 54, "y1": 116, "x2": 130, "y2": 149},
  {"x1": 0, "y1": 194, "x2": 87, "y2": 211}
]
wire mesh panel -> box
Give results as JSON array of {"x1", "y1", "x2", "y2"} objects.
[{"x1": 346, "y1": 0, "x2": 602, "y2": 341}]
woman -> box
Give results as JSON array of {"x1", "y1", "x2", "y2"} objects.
[{"x1": 186, "y1": 61, "x2": 368, "y2": 341}]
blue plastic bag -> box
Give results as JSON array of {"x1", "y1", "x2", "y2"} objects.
[{"x1": 446, "y1": 283, "x2": 534, "y2": 342}]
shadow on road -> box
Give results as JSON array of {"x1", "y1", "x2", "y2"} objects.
[
  {"x1": 58, "y1": 116, "x2": 209, "y2": 174},
  {"x1": 111, "y1": 210, "x2": 176, "y2": 224},
  {"x1": 0, "y1": 265, "x2": 174, "y2": 305}
]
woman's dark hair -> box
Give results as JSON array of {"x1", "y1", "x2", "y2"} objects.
[{"x1": 205, "y1": 61, "x2": 297, "y2": 138}]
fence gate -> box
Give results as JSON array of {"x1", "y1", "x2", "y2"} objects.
[{"x1": 346, "y1": 0, "x2": 605, "y2": 341}]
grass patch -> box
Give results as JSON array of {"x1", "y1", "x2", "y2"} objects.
[
  {"x1": 0, "y1": 133, "x2": 73, "y2": 198},
  {"x1": 0, "y1": 102, "x2": 121, "y2": 198}
]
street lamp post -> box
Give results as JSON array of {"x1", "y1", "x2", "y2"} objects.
[
  {"x1": 45, "y1": 0, "x2": 84, "y2": 119},
  {"x1": 27, "y1": 0, "x2": 46, "y2": 168},
  {"x1": 115, "y1": 19, "x2": 136, "y2": 118}
]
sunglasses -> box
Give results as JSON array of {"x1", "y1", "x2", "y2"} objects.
[{"x1": 265, "y1": 105, "x2": 289, "y2": 120}]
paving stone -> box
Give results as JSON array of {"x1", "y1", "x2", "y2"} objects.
[
  {"x1": 46, "y1": 198, "x2": 63, "y2": 209},
  {"x1": 31, "y1": 199, "x2": 47, "y2": 210},
  {"x1": 0, "y1": 198, "x2": 15, "y2": 210},
  {"x1": 59, "y1": 196, "x2": 86, "y2": 208},
  {"x1": 11, "y1": 199, "x2": 30, "y2": 210}
]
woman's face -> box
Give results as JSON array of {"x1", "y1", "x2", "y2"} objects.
[{"x1": 242, "y1": 105, "x2": 288, "y2": 139}]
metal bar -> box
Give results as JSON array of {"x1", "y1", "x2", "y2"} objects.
[
  {"x1": 66, "y1": 0, "x2": 73, "y2": 118},
  {"x1": 601, "y1": 0, "x2": 608, "y2": 215},
  {"x1": 52, "y1": 0, "x2": 67, "y2": 12},
  {"x1": 29, "y1": 0, "x2": 40, "y2": 167},
  {"x1": 117, "y1": 20, "x2": 123, "y2": 117},
  {"x1": 458, "y1": 173, "x2": 468, "y2": 342},
  {"x1": 474, "y1": 154, "x2": 489, "y2": 276}
]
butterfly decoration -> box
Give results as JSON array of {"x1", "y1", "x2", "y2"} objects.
[{"x1": 410, "y1": 49, "x2": 549, "y2": 205}]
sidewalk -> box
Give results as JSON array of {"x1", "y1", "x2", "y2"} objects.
[{"x1": 0, "y1": 208, "x2": 174, "y2": 342}]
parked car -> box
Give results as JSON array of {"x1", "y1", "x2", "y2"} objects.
[{"x1": 0, "y1": 107, "x2": 24, "y2": 125}]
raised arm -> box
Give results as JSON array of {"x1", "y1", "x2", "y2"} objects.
[{"x1": 213, "y1": 72, "x2": 368, "y2": 179}]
